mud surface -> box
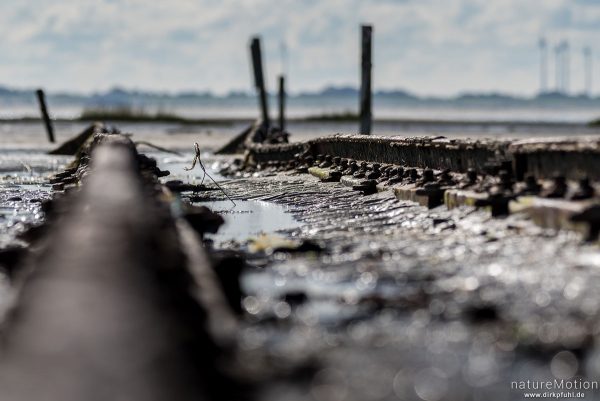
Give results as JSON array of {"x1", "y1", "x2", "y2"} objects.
[
  {"x1": 0, "y1": 152, "x2": 65, "y2": 322},
  {"x1": 0, "y1": 144, "x2": 598, "y2": 400},
  {"x1": 182, "y1": 165, "x2": 600, "y2": 401},
  {"x1": 0, "y1": 152, "x2": 65, "y2": 247}
]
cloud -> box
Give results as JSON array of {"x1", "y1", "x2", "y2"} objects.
[{"x1": 0, "y1": 0, "x2": 598, "y2": 95}]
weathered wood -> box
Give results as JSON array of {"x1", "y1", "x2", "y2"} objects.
[
  {"x1": 35, "y1": 89, "x2": 55, "y2": 143},
  {"x1": 214, "y1": 123, "x2": 254, "y2": 154},
  {"x1": 308, "y1": 135, "x2": 510, "y2": 174},
  {"x1": 48, "y1": 122, "x2": 104, "y2": 155},
  {"x1": 359, "y1": 25, "x2": 373, "y2": 135},
  {"x1": 250, "y1": 37, "x2": 270, "y2": 128},
  {"x1": 278, "y1": 75, "x2": 286, "y2": 131},
  {"x1": 509, "y1": 137, "x2": 600, "y2": 180},
  {"x1": 244, "y1": 133, "x2": 600, "y2": 182}
]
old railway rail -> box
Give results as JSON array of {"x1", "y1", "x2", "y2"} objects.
[
  {"x1": 0, "y1": 132, "x2": 243, "y2": 401},
  {"x1": 1, "y1": 126, "x2": 600, "y2": 400},
  {"x1": 235, "y1": 133, "x2": 600, "y2": 239}
]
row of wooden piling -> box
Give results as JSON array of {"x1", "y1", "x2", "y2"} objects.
[
  {"x1": 249, "y1": 25, "x2": 373, "y2": 134},
  {"x1": 35, "y1": 25, "x2": 373, "y2": 143}
]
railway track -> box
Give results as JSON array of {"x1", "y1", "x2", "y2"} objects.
[{"x1": 1, "y1": 128, "x2": 600, "y2": 400}]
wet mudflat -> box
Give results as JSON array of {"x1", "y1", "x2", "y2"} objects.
[
  {"x1": 0, "y1": 152, "x2": 66, "y2": 322},
  {"x1": 0, "y1": 152, "x2": 65, "y2": 248},
  {"x1": 0, "y1": 143, "x2": 597, "y2": 400},
  {"x1": 183, "y1": 166, "x2": 600, "y2": 401}
]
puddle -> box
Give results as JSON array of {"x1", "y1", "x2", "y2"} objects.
[
  {"x1": 156, "y1": 152, "x2": 302, "y2": 244},
  {"x1": 199, "y1": 200, "x2": 302, "y2": 244}
]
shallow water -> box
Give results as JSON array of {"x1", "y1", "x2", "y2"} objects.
[
  {"x1": 2, "y1": 120, "x2": 600, "y2": 156},
  {"x1": 155, "y1": 152, "x2": 303, "y2": 245},
  {"x1": 4, "y1": 101, "x2": 600, "y2": 123},
  {"x1": 199, "y1": 200, "x2": 302, "y2": 245}
]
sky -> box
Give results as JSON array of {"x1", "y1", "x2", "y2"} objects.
[{"x1": 0, "y1": 0, "x2": 599, "y2": 96}]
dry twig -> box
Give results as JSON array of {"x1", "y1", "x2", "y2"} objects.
[{"x1": 185, "y1": 143, "x2": 236, "y2": 207}]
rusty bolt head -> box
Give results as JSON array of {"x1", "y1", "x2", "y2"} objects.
[
  {"x1": 570, "y1": 177, "x2": 595, "y2": 200},
  {"x1": 422, "y1": 169, "x2": 434, "y2": 182},
  {"x1": 467, "y1": 169, "x2": 477, "y2": 183}
]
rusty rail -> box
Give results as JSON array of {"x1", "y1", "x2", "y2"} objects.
[{"x1": 0, "y1": 134, "x2": 243, "y2": 401}]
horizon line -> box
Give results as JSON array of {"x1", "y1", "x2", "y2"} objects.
[{"x1": 0, "y1": 83, "x2": 597, "y2": 101}]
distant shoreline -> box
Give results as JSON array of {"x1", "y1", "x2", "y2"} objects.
[
  {"x1": 2, "y1": 84, "x2": 600, "y2": 103},
  {"x1": 0, "y1": 105, "x2": 598, "y2": 127},
  {"x1": 1, "y1": 114, "x2": 599, "y2": 128}
]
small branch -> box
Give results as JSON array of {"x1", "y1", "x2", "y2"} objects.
[{"x1": 185, "y1": 143, "x2": 236, "y2": 207}]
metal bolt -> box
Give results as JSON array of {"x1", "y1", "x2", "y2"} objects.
[
  {"x1": 544, "y1": 175, "x2": 567, "y2": 198},
  {"x1": 418, "y1": 168, "x2": 434, "y2": 186},
  {"x1": 520, "y1": 175, "x2": 541, "y2": 195},
  {"x1": 570, "y1": 177, "x2": 595, "y2": 200},
  {"x1": 498, "y1": 170, "x2": 514, "y2": 191},
  {"x1": 415, "y1": 182, "x2": 445, "y2": 208}
]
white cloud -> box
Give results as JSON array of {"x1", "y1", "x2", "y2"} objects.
[{"x1": 0, "y1": 0, "x2": 598, "y2": 95}]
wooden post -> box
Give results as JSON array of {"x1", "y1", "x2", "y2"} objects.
[
  {"x1": 278, "y1": 75, "x2": 285, "y2": 131},
  {"x1": 359, "y1": 25, "x2": 372, "y2": 135},
  {"x1": 250, "y1": 37, "x2": 270, "y2": 128},
  {"x1": 36, "y1": 89, "x2": 55, "y2": 143}
]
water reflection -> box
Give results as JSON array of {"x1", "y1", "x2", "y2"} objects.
[{"x1": 199, "y1": 200, "x2": 302, "y2": 244}]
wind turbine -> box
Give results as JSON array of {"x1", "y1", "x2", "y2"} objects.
[
  {"x1": 538, "y1": 37, "x2": 548, "y2": 93},
  {"x1": 584, "y1": 46, "x2": 592, "y2": 96},
  {"x1": 562, "y1": 40, "x2": 570, "y2": 94},
  {"x1": 554, "y1": 43, "x2": 563, "y2": 93}
]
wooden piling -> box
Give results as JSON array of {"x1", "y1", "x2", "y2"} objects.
[
  {"x1": 359, "y1": 25, "x2": 373, "y2": 135},
  {"x1": 250, "y1": 37, "x2": 270, "y2": 128},
  {"x1": 278, "y1": 75, "x2": 286, "y2": 131},
  {"x1": 35, "y1": 89, "x2": 55, "y2": 143}
]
